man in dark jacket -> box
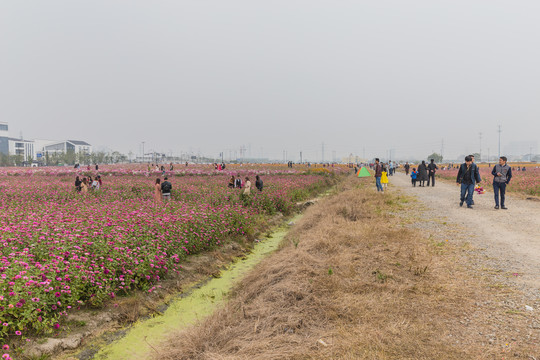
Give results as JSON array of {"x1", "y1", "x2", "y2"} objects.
[
  {"x1": 469, "y1": 155, "x2": 481, "y2": 205},
  {"x1": 404, "y1": 162, "x2": 410, "y2": 175},
  {"x1": 161, "y1": 177, "x2": 172, "y2": 202},
  {"x1": 374, "y1": 158, "x2": 383, "y2": 192},
  {"x1": 456, "y1": 156, "x2": 481, "y2": 208},
  {"x1": 427, "y1": 159, "x2": 438, "y2": 187},
  {"x1": 491, "y1": 156, "x2": 512, "y2": 209},
  {"x1": 255, "y1": 175, "x2": 263, "y2": 191}
]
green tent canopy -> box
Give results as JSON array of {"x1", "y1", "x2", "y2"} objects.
[{"x1": 357, "y1": 167, "x2": 371, "y2": 177}]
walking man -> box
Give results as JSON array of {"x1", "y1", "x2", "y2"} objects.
[
  {"x1": 427, "y1": 159, "x2": 438, "y2": 186},
  {"x1": 469, "y1": 155, "x2": 481, "y2": 205},
  {"x1": 404, "y1": 162, "x2": 410, "y2": 175},
  {"x1": 456, "y1": 155, "x2": 481, "y2": 209},
  {"x1": 492, "y1": 156, "x2": 512, "y2": 209},
  {"x1": 374, "y1": 158, "x2": 383, "y2": 192}
]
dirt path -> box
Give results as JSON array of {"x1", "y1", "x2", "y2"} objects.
[{"x1": 390, "y1": 172, "x2": 540, "y2": 291}]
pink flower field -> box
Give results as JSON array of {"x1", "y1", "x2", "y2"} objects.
[{"x1": 0, "y1": 164, "x2": 343, "y2": 356}]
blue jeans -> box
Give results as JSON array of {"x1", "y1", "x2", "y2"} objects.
[
  {"x1": 460, "y1": 183, "x2": 474, "y2": 206},
  {"x1": 493, "y1": 182, "x2": 506, "y2": 207},
  {"x1": 376, "y1": 177, "x2": 383, "y2": 191}
]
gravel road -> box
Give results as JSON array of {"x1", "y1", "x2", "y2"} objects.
[{"x1": 390, "y1": 172, "x2": 540, "y2": 291}]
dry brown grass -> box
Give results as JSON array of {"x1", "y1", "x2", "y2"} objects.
[{"x1": 159, "y1": 179, "x2": 536, "y2": 360}]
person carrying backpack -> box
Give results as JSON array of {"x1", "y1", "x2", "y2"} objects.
[{"x1": 161, "y1": 177, "x2": 172, "y2": 202}]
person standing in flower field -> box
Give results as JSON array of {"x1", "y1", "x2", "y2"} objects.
[
  {"x1": 91, "y1": 177, "x2": 100, "y2": 190},
  {"x1": 255, "y1": 175, "x2": 263, "y2": 191},
  {"x1": 228, "y1": 175, "x2": 235, "y2": 188},
  {"x1": 161, "y1": 176, "x2": 172, "y2": 202},
  {"x1": 154, "y1": 178, "x2": 162, "y2": 203},
  {"x1": 74, "y1": 176, "x2": 82, "y2": 192},
  {"x1": 243, "y1": 177, "x2": 251, "y2": 195},
  {"x1": 81, "y1": 177, "x2": 89, "y2": 193},
  {"x1": 492, "y1": 156, "x2": 512, "y2": 210},
  {"x1": 235, "y1": 175, "x2": 242, "y2": 188}
]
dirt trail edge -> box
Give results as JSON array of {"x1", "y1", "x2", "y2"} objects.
[{"x1": 391, "y1": 172, "x2": 540, "y2": 290}]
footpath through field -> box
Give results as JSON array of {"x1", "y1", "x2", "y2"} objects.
[{"x1": 390, "y1": 172, "x2": 540, "y2": 290}]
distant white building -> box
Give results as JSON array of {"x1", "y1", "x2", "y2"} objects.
[
  {"x1": 0, "y1": 122, "x2": 9, "y2": 156},
  {"x1": 0, "y1": 122, "x2": 93, "y2": 162},
  {"x1": 8, "y1": 138, "x2": 34, "y2": 160},
  {"x1": 42, "y1": 140, "x2": 92, "y2": 156}
]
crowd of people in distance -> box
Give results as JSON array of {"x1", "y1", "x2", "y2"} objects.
[
  {"x1": 73, "y1": 162, "x2": 267, "y2": 204},
  {"x1": 404, "y1": 159, "x2": 438, "y2": 187},
  {"x1": 367, "y1": 154, "x2": 513, "y2": 210}
]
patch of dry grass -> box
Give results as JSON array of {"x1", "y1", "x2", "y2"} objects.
[{"x1": 159, "y1": 179, "x2": 537, "y2": 359}]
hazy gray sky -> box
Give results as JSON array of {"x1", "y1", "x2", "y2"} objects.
[{"x1": 1, "y1": 1, "x2": 539, "y2": 161}]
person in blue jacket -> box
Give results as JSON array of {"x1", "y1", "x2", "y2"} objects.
[{"x1": 410, "y1": 168, "x2": 418, "y2": 187}]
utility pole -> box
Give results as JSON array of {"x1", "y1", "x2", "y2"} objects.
[
  {"x1": 498, "y1": 125, "x2": 502, "y2": 158},
  {"x1": 321, "y1": 142, "x2": 325, "y2": 163},
  {"x1": 479, "y1": 132, "x2": 482, "y2": 162},
  {"x1": 142, "y1": 141, "x2": 145, "y2": 163},
  {"x1": 300, "y1": 151, "x2": 302, "y2": 164},
  {"x1": 440, "y1": 139, "x2": 444, "y2": 161}
]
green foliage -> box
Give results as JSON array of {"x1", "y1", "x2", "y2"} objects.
[{"x1": 426, "y1": 153, "x2": 443, "y2": 163}]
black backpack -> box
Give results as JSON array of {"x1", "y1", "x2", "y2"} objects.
[{"x1": 162, "y1": 182, "x2": 172, "y2": 192}]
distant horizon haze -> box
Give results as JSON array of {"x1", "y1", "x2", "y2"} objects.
[{"x1": 1, "y1": 1, "x2": 539, "y2": 161}]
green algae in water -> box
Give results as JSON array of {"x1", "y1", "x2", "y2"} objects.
[{"x1": 93, "y1": 214, "x2": 302, "y2": 360}]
